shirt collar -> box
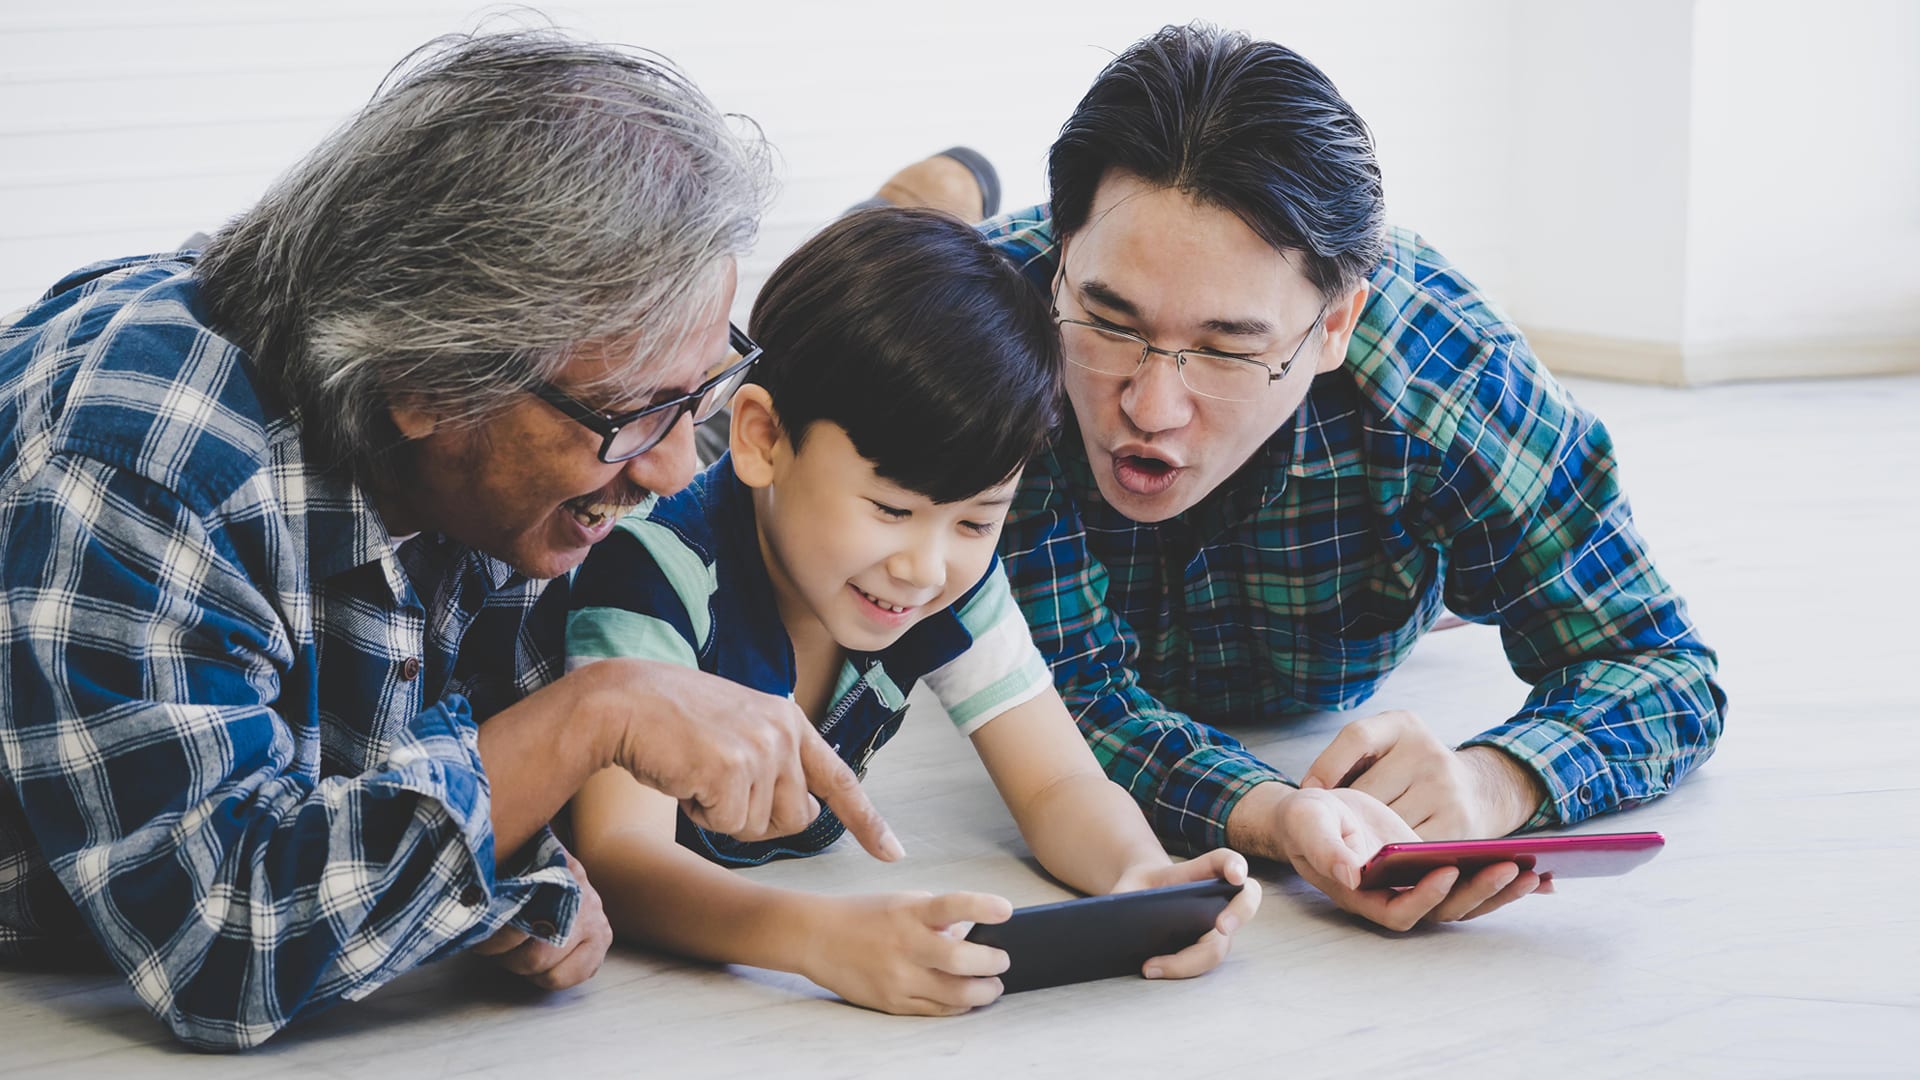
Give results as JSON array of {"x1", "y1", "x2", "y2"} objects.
[{"x1": 288, "y1": 416, "x2": 519, "y2": 596}]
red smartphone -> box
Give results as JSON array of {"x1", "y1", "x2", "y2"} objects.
[{"x1": 1356, "y1": 831, "x2": 1665, "y2": 890}]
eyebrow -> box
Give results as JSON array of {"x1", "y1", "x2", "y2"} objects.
[{"x1": 1078, "y1": 278, "x2": 1277, "y2": 340}]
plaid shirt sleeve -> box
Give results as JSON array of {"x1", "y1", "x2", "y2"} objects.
[
  {"x1": 1002, "y1": 458, "x2": 1289, "y2": 856},
  {"x1": 1, "y1": 452, "x2": 574, "y2": 1050},
  {"x1": 1421, "y1": 338, "x2": 1726, "y2": 827}
]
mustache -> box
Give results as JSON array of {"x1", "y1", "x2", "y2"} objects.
[{"x1": 566, "y1": 480, "x2": 655, "y2": 509}]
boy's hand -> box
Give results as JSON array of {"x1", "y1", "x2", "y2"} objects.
[
  {"x1": 802, "y1": 891, "x2": 1013, "y2": 1016},
  {"x1": 1272, "y1": 786, "x2": 1545, "y2": 931},
  {"x1": 1111, "y1": 848, "x2": 1261, "y2": 980}
]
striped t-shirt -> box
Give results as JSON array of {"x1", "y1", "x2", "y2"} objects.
[{"x1": 566, "y1": 456, "x2": 1051, "y2": 865}]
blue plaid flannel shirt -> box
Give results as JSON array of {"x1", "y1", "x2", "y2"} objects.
[
  {"x1": 0, "y1": 255, "x2": 579, "y2": 1050},
  {"x1": 982, "y1": 207, "x2": 1726, "y2": 854}
]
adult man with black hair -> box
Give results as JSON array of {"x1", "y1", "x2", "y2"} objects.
[{"x1": 982, "y1": 23, "x2": 1725, "y2": 929}]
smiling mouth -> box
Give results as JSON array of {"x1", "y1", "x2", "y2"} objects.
[
  {"x1": 852, "y1": 584, "x2": 913, "y2": 614},
  {"x1": 562, "y1": 493, "x2": 638, "y2": 531}
]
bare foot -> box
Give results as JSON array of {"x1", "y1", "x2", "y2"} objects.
[{"x1": 874, "y1": 154, "x2": 990, "y2": 221}]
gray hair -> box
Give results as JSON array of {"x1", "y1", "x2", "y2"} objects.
[{"x1": 195, "y1": 27, "x2": 773, "y2": 483}]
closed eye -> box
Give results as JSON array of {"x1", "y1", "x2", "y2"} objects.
[
  {"x1": 960, "y1": 520, "x2": 998, "y2": 537},
  {"x1": 869, "y1": 500, "x2": 910, "y2": 520},
  {"x1": 1088, "y1": 314, "x2": 1142, "y2": 338},
  {"x1": 1191, "y1": 346, "x2": 1262, "y2": 364}
]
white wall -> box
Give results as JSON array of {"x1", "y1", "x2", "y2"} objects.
[
  {"x1": 3, "y1": 0, "x2": 1915, "y2": 382},
  {"x1": 0, "y1": 0, "x2": 1518, "y2": 317},
  {"x1": 1508, "y1": 0, "x2": 1696, "y2": 344},
  {"x1": 1684, "y1": 0, "x2": 1920, "y2": 346}
]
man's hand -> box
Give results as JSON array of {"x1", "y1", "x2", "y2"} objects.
[
  {"x1": 587, "y1": 659, "x2": 904, "y2": 860},
  {"x1": 1110, "y1": 848, "x2": 1262, "y2": 980},
  {"x1": 1229, "y1": 784, "x2": 1546, "y2": 931},
  {"x1": 470, "y1": 851, "x2": 612, "y2": 990},
  {"x1": 1299, "y1": 710, "x2": 1547, "y2": 839}
]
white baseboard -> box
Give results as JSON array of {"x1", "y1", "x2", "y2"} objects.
[{"x1": 1521, "y1": 327, "x2": 1920, "y2": 386}]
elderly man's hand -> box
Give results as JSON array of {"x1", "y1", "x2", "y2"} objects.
[
  {"x1": 470, "y1": 851, "x2": 612, "y2": 990},
  {"x1": 587, "y1": 658, "x2": 904, "y2": 861}
]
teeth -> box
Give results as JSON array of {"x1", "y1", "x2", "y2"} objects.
[
  {"x1": 855, "y1": 586, "x2": 907, "y2": 613},
  {"x1": 566, "y1": 501, "x2": 633, "y2": 529}
]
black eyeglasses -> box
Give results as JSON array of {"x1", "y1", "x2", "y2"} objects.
[{"x1": 530, "y1": 324, "x2": 763, "y2": 463}]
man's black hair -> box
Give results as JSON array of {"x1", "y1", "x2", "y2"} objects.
[
  {"x1": 748, "y1": 206, "x2": 1062, "y2": 504},
  {"x1": 1049, "y1": 22, "x2": 1387, "y2": 297}
]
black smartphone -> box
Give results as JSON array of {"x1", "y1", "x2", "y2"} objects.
[{"x1": 963, "y1": 878, "x2": 1241, "y2": 993}]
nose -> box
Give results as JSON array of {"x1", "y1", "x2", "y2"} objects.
[
  {"x1": 622, "y1": 414, "x2": 701, "y2": 498},
  {"x1": 884, "y1": 532, "x2": 947, "y2": 595},
  {"x1": 1118, "y1": 351, "x2": 1194, "y2": 434}
]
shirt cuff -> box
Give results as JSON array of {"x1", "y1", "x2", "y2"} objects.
[
  {"x1": 1149, "y1": 745, "x2": 1291, "y2": 855},
  {"x1": 1459, "y1": 716, "x2": 1617, "y2": 829},
  {"x1": 341, "y1": 696, "x2": 581, "y2": 997}
]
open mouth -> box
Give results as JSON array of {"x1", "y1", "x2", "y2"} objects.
[
  {"x1": 1113, "y1": 453, "x2": 1182, "y2": 496},
  {"x1": 562, "y1": 493, "x2": 637, "y2": 532}
]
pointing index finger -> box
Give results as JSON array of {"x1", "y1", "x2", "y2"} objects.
[{"x1": 799, "y1": 728, "x2": 903, "y2": 861}]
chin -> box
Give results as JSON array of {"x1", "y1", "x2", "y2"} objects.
[
  {"x1": 1094, "y1": 473, "x2": 1192, "y2": 524},
  {"x1": 505, "y1": 543, "x2": 590, "y2": 582}
]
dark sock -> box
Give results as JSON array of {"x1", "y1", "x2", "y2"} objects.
[{"x1": 935, "y1": 146, "x2": 1001, "y2": 219}]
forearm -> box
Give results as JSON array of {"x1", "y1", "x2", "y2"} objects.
[
  {"x1": 1463, "y1": 647, "x2": 1724, "y2": 827},
  {"x1": 1015, "y1": 773, "x2": 1172, "y2": 895},
  {"x1": 575, "y1": 829, "x2": 821, "y2": 975},
  {"x1": 478, "y1": 662, "x2": 621, "y2": 857}
]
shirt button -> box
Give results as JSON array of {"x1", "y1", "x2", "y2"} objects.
[
  {"x1": 400, "y1": 656, "x2": 422, "y2": 681},
  {"x1": 459, "y1": 884, "x2": 485, "y2": 907},
  {"x1": 1578, "y1": 784, "x2": 1593, "y2": 802},
  {"x1": 529, "y1": 920, "x2": 558, "y2": 939},
  {"x1": 1663, "y1": 765, "x2": 1676, "y2": 785}
]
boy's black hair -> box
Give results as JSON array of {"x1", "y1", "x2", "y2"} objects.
[
  {"x1": 747, "y1": 206, "x2": 1062, "y2": 504},
  {"x1": 1049, "y1": 22, "x2": 1386, "y2": 298}
]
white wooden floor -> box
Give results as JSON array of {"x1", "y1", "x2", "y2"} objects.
[{"x1": 2, "y1": 374, "x2": 1915, "y2": 1078}]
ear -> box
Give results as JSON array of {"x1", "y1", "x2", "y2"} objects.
[
  {"x1": 388, "y1": 398, "x2": 440, "y2": 441},
  {"x1": 1314, "y1": 281, "x2": 1371, "y2": 375},
  {"x1": 728, "y1": 385, "x2": 787, "y2": 488}
]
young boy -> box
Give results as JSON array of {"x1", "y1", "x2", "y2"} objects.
[{"x1": 563, "y1": 208, "x2": 1260, "y2": 1016}]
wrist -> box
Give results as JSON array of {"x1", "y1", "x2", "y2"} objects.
[
  {"x1": 1459, "y1": 746, "x2": 1546, "y2": 835},
  {"x1": 572, "y1": 658, "x2": 657, "y2": 773},
  {"x1": 1224, "y1": 780, "x2": 1297, "y2": 862},
  {"x1": 785, "y1": 892, "x2": 844, "y2": 981}
]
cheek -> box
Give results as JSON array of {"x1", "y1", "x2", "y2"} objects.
[
  {"x1": 944, "y1": 538, "x2": 1000, "y2": 599},
  {"x1": 1063, "y1": 370, "x2": 1117, "y2": 416}
]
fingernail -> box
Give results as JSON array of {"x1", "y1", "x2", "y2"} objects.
[
  {"x1": 1144, "y1": 966, "x2": 1164, "y2": 979},
  {"x1": 1218, "y1": 914, "x2": 1240, "y2": 935},
  {"x1": 882, "y1": 829, "x2": 906, "y2": 861}
]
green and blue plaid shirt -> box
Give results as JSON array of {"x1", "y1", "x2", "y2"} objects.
[{"x1": 983, "y1": 206, "x2": 1725, "y2": 854}]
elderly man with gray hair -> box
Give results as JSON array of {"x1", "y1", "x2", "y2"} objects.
[{"x1": 0, "y1": 30, "x2": 898, "y2": 1050}]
